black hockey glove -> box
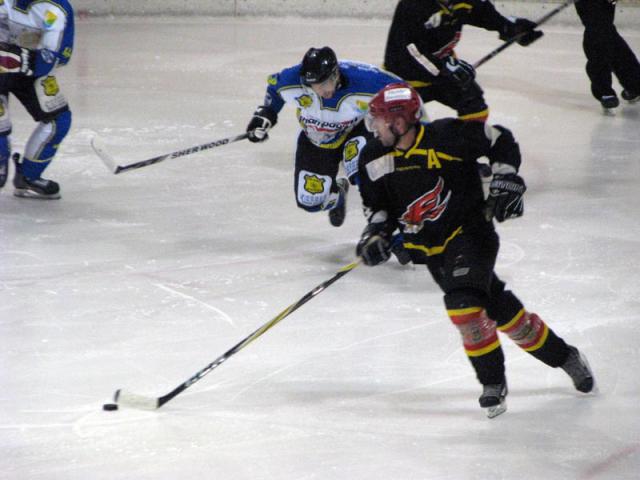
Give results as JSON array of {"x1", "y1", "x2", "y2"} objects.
[
  {"x1": 485, "y1": 173, "x2": 526, "y2": 222},
  {"x1": 0, "y1": 42, "x2": 34, "y2": 76},
  {"x1": 500, "y1": 18, "x2": 543, "y2": 46},
  {"x1": 357, "y1": 222, "x2": 392, "y2": 266},
  {"x1": 440, "y1": 56, "x2": 476, "y2": 88},
  {"x1": 246, "y1": 106, "x2": 278, "y2": 143}
]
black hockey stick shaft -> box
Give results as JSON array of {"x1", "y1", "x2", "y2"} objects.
[
  {"x1": 115, "y1": 132, "x2": 249, "y2": 174},
  {"x1": 115, "y1": 259, "x2": 360, "y2": 409},
  {"x1": 473, "y1": 0, "x2": 577, "y2": 69},
  {"x1": 93, "y1": 132, "x2": 249, "y2": 175}
]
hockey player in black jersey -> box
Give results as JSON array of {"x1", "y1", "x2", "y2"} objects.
[
  {"x1": 383, "y1": 0, "x2": 542, "y2": 122},
  {"x1": 356, "y1": 83, "x2": 594, "y2": 418}
]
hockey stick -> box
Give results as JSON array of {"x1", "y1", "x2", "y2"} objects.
[
  {"x1": 91, "y1": 132, "x2": 249, "y2": 175},
  {"x1": 473, "y1": 0, "x2": 578, "y2": 69},
  {"x1": 112, "y1": 259, "x2": 361, "y2": 410}
]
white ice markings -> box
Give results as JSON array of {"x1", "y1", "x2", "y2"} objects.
[{"x1": 153, "y1": 283, "x2": 235, "y2": 327}]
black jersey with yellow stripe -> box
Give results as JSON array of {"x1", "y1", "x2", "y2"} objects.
[
  {"x1": 384, "y1": 0, "x2": 508, "y2": 81},
  {"x1": 359, "y1": 119, "x2": 519, "y2": 263}
]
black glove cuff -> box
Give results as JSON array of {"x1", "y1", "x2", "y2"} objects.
[{"x1": 254, "y1": 106, "x2": 278, "y2": 127}]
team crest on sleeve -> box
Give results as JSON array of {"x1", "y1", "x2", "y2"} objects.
[
  {"x1": 296, "y1": 94, "x2": 313, "y2": 108},
  {"x1": 342, "y1": 137, "x2": 365, "y2": 180},
  {"x1": 343, "y1": 139, "x2": 359, "y2": 162},
  {"x1": 400, "y1": 177, "x2": 451, "y2": 233},
  {"x1": 267, "y1": 74, "x2": 278, "y2": 86},
  {"x1": 303, "y1": 174, "x2": 325, "y2": 194},
  {"x1": 356, "y1": 100, "x2": 369, "y2": 111},
  {"x1": 44, "y1": 10, "x2": 58, "y2": 28}
]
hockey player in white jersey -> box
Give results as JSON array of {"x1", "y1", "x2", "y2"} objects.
[
  {"x1": 245, "y1": 47, "x2": 400, "y2": 227},
  {"x1": 0, "y1": 0, "x2": 74, "y2": 199}
]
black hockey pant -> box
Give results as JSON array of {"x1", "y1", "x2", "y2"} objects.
[{"x1": 575, "y1": 0, "x2": 640, "y2": 99}]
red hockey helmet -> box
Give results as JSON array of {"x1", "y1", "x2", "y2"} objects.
[{"x1": 366, "y1": 83, "x2": 423, "y2": 130}]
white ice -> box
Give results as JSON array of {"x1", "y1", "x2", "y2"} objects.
[{"x1": 1, "y1": 16, "x2": 639, "y2": 480}]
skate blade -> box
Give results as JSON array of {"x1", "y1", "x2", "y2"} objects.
[
  {"x1": 14, "y1": 188, "x2": 61, "y2": 200},
  {"x1": 485, "y1": 401, "x2": 507, "y2": 419},
  {"x1": 602, "y1": 107, "x2": 617, "y2": 116}
]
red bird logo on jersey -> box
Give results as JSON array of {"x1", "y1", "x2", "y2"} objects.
[{"x1": 399, "y1": 177, "x2": 451, "y2": 233}]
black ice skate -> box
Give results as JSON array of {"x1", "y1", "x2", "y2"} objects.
[
  {"x1": 328, "y1": 178, "x2": 349, "y2": 227},
  {"x1": 479, "y1": 380, "x2": 508, "y2": 418},
  {"x1": 561, "y1": 345, "x2": 594, "y2": 393},
  {"x1": 621, "y1": 90, "x2": 640, "y2": 103},
  {"x1": 599, "y1": 95, "x2": 619, "y2": 113},
  {"x1": 13, "y1": 153, "x2": 61, "y2": 200}
]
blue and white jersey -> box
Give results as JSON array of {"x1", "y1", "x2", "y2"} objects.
[
  {"x1": 0, "y1": 0, "x2": 74, "y2": 71},
  {"x1": 263, "y1": 60, "x2": 400, "y2": 149}
]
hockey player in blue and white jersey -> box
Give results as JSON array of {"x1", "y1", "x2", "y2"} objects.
[
  {"x1": 0, "y1": 0, "x2": 74, "y2": 199},
  {"x1": 245, "y1": 47, "x2": 400, "y2": 227}
]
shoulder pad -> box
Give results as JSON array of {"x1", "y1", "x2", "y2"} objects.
[
  {"x1": 365, "y1": 155, "x2": 395, "y2": 182},
  {"x1": 270, "y1": 64, "x2": 304, "y2": 90}
]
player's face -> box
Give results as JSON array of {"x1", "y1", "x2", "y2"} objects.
[
  {"x1": 366, "y1": 115, "x2": 397, "y2": 147},
  {"x1": 309, "y1": 70, "x2": 339, "y2": 99}
]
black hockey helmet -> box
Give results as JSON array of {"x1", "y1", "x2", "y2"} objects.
[{"x1": 300, "y1": 47, "x2": 338, "y2": 85}]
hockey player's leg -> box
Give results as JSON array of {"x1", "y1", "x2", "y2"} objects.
[
  {"x1": 0, "y1": 94, "x2": 10, "y2": 189},
  {"x1": 13, "y1": 152, "x2": 60, "y2": 199},
  {"x1": 487, "y1": 280, "x2": 594, "y2": 393},
  {"x1": 294, "y1": 133, "x2": 346, "y2": 225},
  {"x1": 432, "y1": 79, "x2": 489, "y2": 123},
  {"x1": 0, "y1": 135, "x2": 9, "y2": 189},
  {"x1": 428, "y1": 226, "x2": 505, "y2": 416},
  {"x1": 327, "y1": 177, "x2": 349, "y2": 227},
  {"x1": 621, "y1": 90, "x2": 640, "y2": 103},
  {"x1": 445, "y1": 289, "x2": 507, "y2": 419},
  {"x1": 612, "y1": 38, "x2": 640, "y2": 104},
  {"x1": 294, "y1": 169, "x2": 349, "y2": 226},
  {"x1": 14, "y1": 110, "x2": 71, "y2": 199},
  {"x1": 12, "y1": 74, "x2": 71, "y2": 199},
  {"x1": 560, "y1": 346, "x2": 594, "y2": 393},
  {"x1": 576, "y1": 1, "x2": 619, "y2": 111}
]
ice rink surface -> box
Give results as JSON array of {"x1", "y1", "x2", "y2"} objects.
[{"x1": 1, "y1": 15, "x2": 639, "y2": 480}]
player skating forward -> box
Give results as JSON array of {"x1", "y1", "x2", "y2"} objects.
[
  {"x1": 0, "y1": 0, "x2": 74, "y2": 199},
  {"x1": 384, "y1": 0, "x2": 541, "y2": 122},
  {"x1": 245, "y1": 47, "x2": 400, "y2": 227},
  {"x1": 356, "y1": 83, "x2": 594, "y2": 418}
]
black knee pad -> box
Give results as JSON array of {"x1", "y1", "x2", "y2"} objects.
[
  {"x1": 444, "y1": 288, "x2": 488, "y2": 310},
  {"x1": 486, "y1": 289, "x2": 524, "y2": 327}
]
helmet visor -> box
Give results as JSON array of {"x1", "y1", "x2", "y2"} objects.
[{"x1": 364, "y1": 111, "x2": 389, "y2": 136}]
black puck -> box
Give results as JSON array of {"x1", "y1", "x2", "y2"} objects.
[{"x1": 103, "y1": 403, "x2": 119, "y2": 411}]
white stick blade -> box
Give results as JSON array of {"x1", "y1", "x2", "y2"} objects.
[
  {"x1": 91, "y1": 136, "x2": 119, "y2": 174},
  {"x1": 115, "y1": 389, "x2": 159, "y2": 410}
]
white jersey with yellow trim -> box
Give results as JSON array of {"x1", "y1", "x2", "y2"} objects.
[
  {"x1": 263, "y1": 60, "x2": 400, "y2": 149},
  {"x1": 0, "y1": 0, "x2": 74, "y2": 67}
]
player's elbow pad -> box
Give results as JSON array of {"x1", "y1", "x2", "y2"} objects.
[
  {"x1": 33, "y1": 49, "x2": 58, "y2": 77},
  {"x1": 488, "y1": 124, "x2": 521, "y2": 171}
]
